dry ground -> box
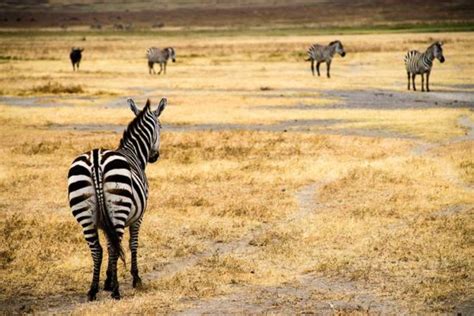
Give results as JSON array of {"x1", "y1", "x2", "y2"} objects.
[{"x1": 0, "y1": 30, "x2": 473, "y2": 314}]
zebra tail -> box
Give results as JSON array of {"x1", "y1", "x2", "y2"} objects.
[{"x1": 92, "y1": 150, "x2": 126, "y2": 265}]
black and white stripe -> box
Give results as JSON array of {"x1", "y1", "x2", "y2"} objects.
[
  {"x1": 306, "y1": 40, "x2": 346, "y2": 78},
  {"x1": 404, "y1": 41, "x2": 445, "y2": 92},
  {"x1": 146, "y1": 47, "x2": 176, "y2": 75},
  {"x1": 68, "y1": 98, "x2": 167, "y2": 301}
]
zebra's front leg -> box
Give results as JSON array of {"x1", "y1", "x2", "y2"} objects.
[
  {"x1": 421, "y1": 74, "x2": 425, "y2": 92},
  {"x1": 326, "y1": 61, "x2": 331, "y2": 78},
  {"x1": 407, "y1": 72, "x2": 411, "y2": 90},
  {"x1": 412, "y1": 74, "x2": 416, "y2": 91},
  {"x1": 129, "y1": 222, "x2": 142, "y2": 288},
  {"x1": 86, "y1": 232, "x2": 103, "y2": 301},
  {"x1": 316, "y1": 62, "x2": 321, "y2": 77},
  {"x1": 310, "y1": 60, "x2": 314, "y2": 76},
  {"x1": 158, "y1": 63, "x2": 163, "y2": 75},
  {"x1": 426, "y1": 71, "x2": 430, "y2": 92},
  {"x1": 164, "y1": 62, "x2": 167, "y2": 75}
]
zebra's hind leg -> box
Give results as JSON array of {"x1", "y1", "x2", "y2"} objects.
[
  {"x1": 421, "y1": 74, "x2": 425, "y2": 92},
  {"x1": 158, "y1": 63, "x2": 163, "y2": 75},
  {"x1": 103, "y1": 241, "x2": 114, "y2": 292},
  {"x1": 86, "y1": 231, "x2": 103, "y2": 301},
  {"x1": 148, "y1": 61, "x2": 154, "y2": 74},
  {"x1": 407, "y1": 72, "x2": 410, "y2": 90},
  {"x1": 129, "y1": 222, "x2": 143, "y2": 288},
  {"x1": 105, "y1": 238, "x2": 122, "y2": 300},
  {"x1": 316, "y1": 62, "x2": 321, "y2": 77},
  {"x1": 412, "y1": 74, "x2": 416, "y2": 91}
]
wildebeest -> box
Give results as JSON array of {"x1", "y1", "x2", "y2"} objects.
[{"x1": 70, "y1": 48, "x2": 84, "y2": 71}]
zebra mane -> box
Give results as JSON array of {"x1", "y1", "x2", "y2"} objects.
[
  {"x1": 119, "y1": 101, "x2": 151, "y2": 149},
  {"x1": 329, "y1": 40, "x2": 340, "y2": 46},
  {"x1": 428, "y1": 41, "x2": 443, "y2": 50}
]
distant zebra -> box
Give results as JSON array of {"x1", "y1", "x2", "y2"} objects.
[
  {"x1": 68, "y1": 98, "x2": 167, "y2": 301},
  {"x1": 146, "y1": 47, "x2": 176, "y2": 75},
  {"x1": 404, "y1": 41, "x2": 445, "y2": 92},
  {"x1": 306, "y1": 40, "x2": 346, "y2": 78},
  {"x1": 70, "y1": 48, "x2": 84, "y2": 71}
]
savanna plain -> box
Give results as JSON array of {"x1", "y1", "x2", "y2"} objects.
[{"x1": 0, "y1": 29, "x2": 473, "y2": 314}]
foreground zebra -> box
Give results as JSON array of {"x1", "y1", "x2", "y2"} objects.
[
  {"x1": 306, "y1": 40, "x2": 346, "y2": 78},
  {"x1": 146, "y1": 47, "x2": 176, "y2": 75},
  {"x1": 68, "y1": 97, "x2": 167, "y2": 300},
  {"x1": 404, "y1": 41, "x2": 445, "y2": 92}
]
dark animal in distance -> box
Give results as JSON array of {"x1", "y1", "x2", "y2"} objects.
[
  {"x1": 70, "y1": 48, "x2": 84, "y2": 71},
  {"x1": 306, "y1": 40, "x2": 346, "y2": 78},
  {"x1": 404, "y1": 41, "x2": 445, "y2": 92}
]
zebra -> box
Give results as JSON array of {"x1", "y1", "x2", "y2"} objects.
[
  {"x1": 146, "y1": 47, "x2": 176, "y2": 75},
  {"x1": 404, "y1": 41, "x2": 445, "y2": 92},
  {"x1": 306, "y1": 40, "x2": 346, "y2": 78},
  {"x1": 70, "y1": 47, "x2": 84, "y2": 71},
  {"x1": 67, "y1": 97, "x2": 167, "y2": 301}
]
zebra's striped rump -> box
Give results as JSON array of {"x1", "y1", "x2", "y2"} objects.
[{"x1": 68, "y1": 149, "x2": 132, "y2": 261}]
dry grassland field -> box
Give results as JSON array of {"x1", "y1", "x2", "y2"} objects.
[{"x1": 0, "y1": 2, "x2": 474, "y2": 315}]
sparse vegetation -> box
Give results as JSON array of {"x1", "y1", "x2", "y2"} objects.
[{"x1": 29, "y1": 82, "x2": 84, "y2": 94}]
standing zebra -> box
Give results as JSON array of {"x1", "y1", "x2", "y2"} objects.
[
  {"x1": 67, "y1": 98, "x2": 167, "y2": 301},
  {"x1": 404, "y1": 41, "x2": 445, "y2": 92},
  {"x1": 146, "y1": 47, "x2": 176, "y2": 75},
  {"x1": 306, "y1": 40, "x2": 346, "y2": 78}
]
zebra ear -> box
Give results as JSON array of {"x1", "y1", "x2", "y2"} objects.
[
  {"x1": 154, "y1": 97, "x2": 167, "y2": 117},
  {"x1": 127, "y1": 98, "x2": 140, "y2": 116},
  {"x1": 439, "y1": 41, "x2": 444, "y2": 46}
]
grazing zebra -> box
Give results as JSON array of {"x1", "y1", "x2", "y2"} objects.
[
  {"x1": 306, "y1": 40, "x2": 346, "y2": 78},
  {"x1": 146, "y1": 47, "x2": 176, "y2": 75},
  {"x1": 67, "y1": 97, "x2": 167, "y2": 301},
  {"x1": 70, "y1": 47, "x2": 84, "y2": 71},
  {"x1": 404, "y1": 41, "x2": 445, "y2": 92}
]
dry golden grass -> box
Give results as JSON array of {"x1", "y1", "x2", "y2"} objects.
[{"x1": 0, "y1": 30, "x2": 473, "y2": 314}]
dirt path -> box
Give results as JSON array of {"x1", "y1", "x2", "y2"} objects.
[{"x1": 176, "y1": 181, "x2": 406, "y2": 315}]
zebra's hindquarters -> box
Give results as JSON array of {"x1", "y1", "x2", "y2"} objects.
[
  {"x1": 68, "y1": 149, "x2": 134, "y2": 255},
  {"x1": 68, "y1": 153, "x2": 98, "y2": 244}
]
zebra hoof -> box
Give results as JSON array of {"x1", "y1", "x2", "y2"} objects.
[
  {"x1": 111, "y1": 290, "x2": 121, "y2": 300},
  {"x1": 133, "y1": 277, "x2": 143, "y2": 289},
  {"x1": 104, "y1": 279, "x2": 113, "y2": 292},
  {"x1": 87, "y1": 290, "x2": 97, "y2": 301},
  {"x1": 87, "y1": 284, "x2": 99, "y2": 301}
]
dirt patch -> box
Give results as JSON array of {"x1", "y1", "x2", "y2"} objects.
[{"x1": 321, "y1": 89, "x2": 474, "y2": 110}]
